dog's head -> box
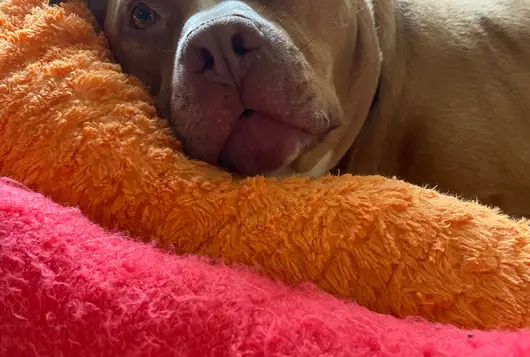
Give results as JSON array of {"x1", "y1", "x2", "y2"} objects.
[{"x1": 67, "y1": 0, "x2": 382, "y2": 176}]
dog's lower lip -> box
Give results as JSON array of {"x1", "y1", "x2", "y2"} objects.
[{"x1": 215, "y1": 110, "x2": 327, "y2": 175}]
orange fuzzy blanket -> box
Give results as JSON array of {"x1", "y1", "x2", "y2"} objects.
[{"x1": 1, "y1": 0, "x2": 530, "y2": 330}]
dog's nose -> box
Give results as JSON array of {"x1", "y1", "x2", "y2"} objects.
[{"x1": 182, "y1": 17, "x2": 263, "y2": 87}]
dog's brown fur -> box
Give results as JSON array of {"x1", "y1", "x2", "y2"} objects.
[
  {"x1": 337, "y1": 0, "x2": 530, "y2": 218},
  {"x1": 49, "y1": 0, "x2": 530, "y2": 217}
]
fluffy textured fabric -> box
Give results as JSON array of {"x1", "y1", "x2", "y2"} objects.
[
  {"x1": 1, "y1": 177, "x2": 530, "y2": 357},
  {"x1": 1, "y1": 0, "x2": 530, "y2": 330}
]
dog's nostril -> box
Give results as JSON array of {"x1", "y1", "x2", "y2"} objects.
[
  {"x1": 240, "y1": 109, "x2": 254, "y2": 119},
  {"x1": 231, "y1": 34, "x2": 247, "y2": 56},
  {"x1": 200, "y1": 48, "x2": 215, "y2": 70}
]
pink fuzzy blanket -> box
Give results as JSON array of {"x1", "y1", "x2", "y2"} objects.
[{"x1": 1, "y1": 177, "x2": 529, "y2": 356}]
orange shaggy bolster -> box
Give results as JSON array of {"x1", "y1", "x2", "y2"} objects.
[{"x1": 1, "y1": 0, "x2": 530, "y2": 330}]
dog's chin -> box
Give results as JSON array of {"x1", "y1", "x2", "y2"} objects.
[{"x1": 217, "y1": 112, "x2": 320, "y2": 177}]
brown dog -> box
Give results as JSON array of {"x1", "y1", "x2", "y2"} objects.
[{"x1": 49, "y1": 0, "x2": 530, "y2": 217}]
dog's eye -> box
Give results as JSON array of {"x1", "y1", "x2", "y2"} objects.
[{"x1": 131, "y1": 3, "x2": 158, "y2": 29}]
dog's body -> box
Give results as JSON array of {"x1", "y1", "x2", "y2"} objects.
[
  {"x1": 48, "y1": 0, "x2": 530, "y2": 217},
  {"x1": 340, "y1": 0, "x2": 530, "y2": 218}
]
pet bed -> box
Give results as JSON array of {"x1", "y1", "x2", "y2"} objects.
[
  {"x1": 1, "y1": 178, "x2": 530, "y2": 356},
  {"x1": 1, "y1": 0, "x2": 530, "y2": 331}
]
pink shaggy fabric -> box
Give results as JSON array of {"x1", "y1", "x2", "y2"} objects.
[{"x1": 0, "y1": 177, "x2": 529, "y2": 357}]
